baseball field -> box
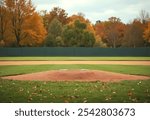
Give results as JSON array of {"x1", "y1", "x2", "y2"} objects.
[{"x1": 0, "y1": 57, "x2": 150, "y2": 103}]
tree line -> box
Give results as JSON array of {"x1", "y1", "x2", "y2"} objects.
[{"x1": 0, "y1": 0, "x2": 150, "y2": 48}]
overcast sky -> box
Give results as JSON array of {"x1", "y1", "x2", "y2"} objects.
[{"x1": 32, "y1": 0, "x2": 150, "y2": 24}]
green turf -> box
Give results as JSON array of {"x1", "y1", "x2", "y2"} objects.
[
  {"x1": 0, "y1": 79, "x2": 150, "y2": 103},
  {"x1": 0, "y1": 64, "x2": 150, "y2": 76},
  {"x1": 0, "y1": 64, "x2": 150, "y2": 103},
  {"x1": 0, "y1": 57, "x2": 150, "y2": 61}
]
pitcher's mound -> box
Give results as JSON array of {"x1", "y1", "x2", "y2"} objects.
[{"x1": 2, "y1": 70, "x2": 150, "y2": 82}]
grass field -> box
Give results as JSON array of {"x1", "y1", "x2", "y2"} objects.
[
  {"x1": 0, "y1": 64, "x2": 150, "y2": 103},
  {"x1": 0, "y1": 57, "x2": 150, "y2": 61}
]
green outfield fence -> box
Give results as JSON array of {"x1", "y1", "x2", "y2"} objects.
[{"x1": 0, "y1": 47, "x2": 150, "y2": 56}]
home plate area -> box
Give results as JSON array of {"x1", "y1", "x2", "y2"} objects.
[{"x1": 2, "y1": 69, "x2": 149, "y2": 82}]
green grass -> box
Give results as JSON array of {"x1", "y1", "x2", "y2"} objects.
[
  {"x1": 0, "y1": 64, "x2": 150, "y2": 76},
  {"x1": 0, "y1": 80, "x2": 150, "y2": 103},
  {"x1": 0, "y1": 57, "x2": 150, "y2": 61},
  {"x1": 0, "y1": 64, "x2": 150, "y2": 103}
]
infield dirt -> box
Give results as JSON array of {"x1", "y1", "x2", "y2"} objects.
[{"x1": 0, "y1": 61, "x2": 150, "y2": 65}]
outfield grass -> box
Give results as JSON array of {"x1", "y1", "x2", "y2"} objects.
[
  {"x1": 0, "y1": 64, "x2": 150, "y2": 103},
  {"x1": 0, "y1": 57, "x2": 150, "y2": 61}
]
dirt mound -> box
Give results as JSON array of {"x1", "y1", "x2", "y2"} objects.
[{"x1": 2, "y1": 70, "x2": 150, "y2": 82}]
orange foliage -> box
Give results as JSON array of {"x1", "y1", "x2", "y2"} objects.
[
  {"x1": 20, "y1": 13, "x2": 47, "y2": 46},
  {"x1": 94, "y1": 17, "x2": 126, "y2": 48},
  {"x1": 5, "y1": 0, "x2": 35, "y2": 46},
  {"x1": 94, "y1": 22, "x2": 106, "y2": 40},
  {"x1": 143, "y1": 22, "x2": 150, "y2": 43}
]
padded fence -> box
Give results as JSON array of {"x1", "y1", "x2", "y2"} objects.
[{"x1": 0, "y1": 47, "x2": 150, "y2": 56}]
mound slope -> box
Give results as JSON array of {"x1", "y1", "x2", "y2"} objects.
[{"x1": 2, "y1": 70, "x2": 149, "y2": 82}]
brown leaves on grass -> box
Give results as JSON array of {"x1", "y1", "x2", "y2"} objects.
[
  {"x1": 127, "y1": 89, "x2": 138, "y2": 102},
  {"x1": 128, "y1": 91, "x2": 133, "y2": 97}
]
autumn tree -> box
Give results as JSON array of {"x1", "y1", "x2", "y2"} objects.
[
  {"x1": 0, "y1": 0, "x2": 7, "y2": 43},
  {"x1": 123, "y1": 20, "x2": 145, "y2": 47},
  {"x1": 143, "y1": 22, "x2": 150, "y2": 44},
  {"x1": 41, "y1": 7, "x2": 68, "y2": 31},
  {"x1": 5, "y1": 0, "x2": 35, "y2": 46},
  {"x1": 45, "y1": 18, "x2": 63, "y2": 46},
  {"x1": 68, "y1": 14, "x2": 96, "y2": 46},
  {"x1": 95, "y1": 17, "x2": 125, "y2": 48},
  {"x1": 106, "y1": 23, "x2": 125, "y2": 48},
  {"x1": 68, "y1": 14, "x2": 95, "y2": 34},
  {"x1": 20, "y1": 13, "x2": 47, "y2": 46},
  {"x1": 94, "y1": 21, "x2": 108, "y2": 47},
  {"x1": 95, "y1": 22, "x2": 105, "y2": 40},
  {"x1": 105, "y1": 25, "x2": 120, "y2": 48},
  {"x1": 49, "y1": 7, "x2": 68, "y2": 25}
]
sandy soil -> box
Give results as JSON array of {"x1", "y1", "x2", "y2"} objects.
[
  {"x1": 0, "y1": 61, "x2": 150, "y2": 65},
  {"x1": 2, "y1": 70, "x2": 149, "y2": 82}
]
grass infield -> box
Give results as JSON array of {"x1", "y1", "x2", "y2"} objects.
[{"x1": 0, "y1": 64, "x2": 150, "y2": 103}]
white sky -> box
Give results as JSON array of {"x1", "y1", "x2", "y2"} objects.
[{"x1": 32, "y1": 0, "x2": 150, "y2": 24}]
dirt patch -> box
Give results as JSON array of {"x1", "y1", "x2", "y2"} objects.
[
  {"x1": 0, "y1": 61, "x2": 150, "y2": 65},
  {"x1": 2, "y1": 70, "x2": 149, "y2": 82}
]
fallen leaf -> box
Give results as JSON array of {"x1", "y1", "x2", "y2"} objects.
[
  {"x1": 19, "y1": 88, "x2": 24, "y2": 92},
  {"x1": 74, "y1": 89, "x2": 78, "y2": 91},
  {"x1": 71, "y1": 96, "x2": 75, "y2": 99},
  {"x1": 28, "y1": 97, "x2": 33, "y2": 101},
  {"x1": 32, "y1": 86, "x2": 37, "y2": 89},
  {"x1": 32, "y1": 93, "x2": 37, "y2": 95},
  {"x1": 64, "y1": 100, "x2": 69, "y2": 103},
  {"x1": 137, "y1": 81, "x2": 142, "y2": 85},
  {"x1": 105, "y1": 98, "x2": 109, "y2": 101},
  {"x1": 131, "y1": 88, "x2": 135, "y2": 91},
  {"x1": 83, "y1": 100, "x2": 87, "y2": 103},
  {"x1": 105, "y1": 96, "x2": 112, "y2": 101},
  {"x1": 128, "y1": 91, "x2": 133, "y2": 96},
  {"x1": 112, "y1": 91, "x2": 116, "y2": 94},
  {"x1": 132, "y1": 97, "x2": 138, "y2": 102}
]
